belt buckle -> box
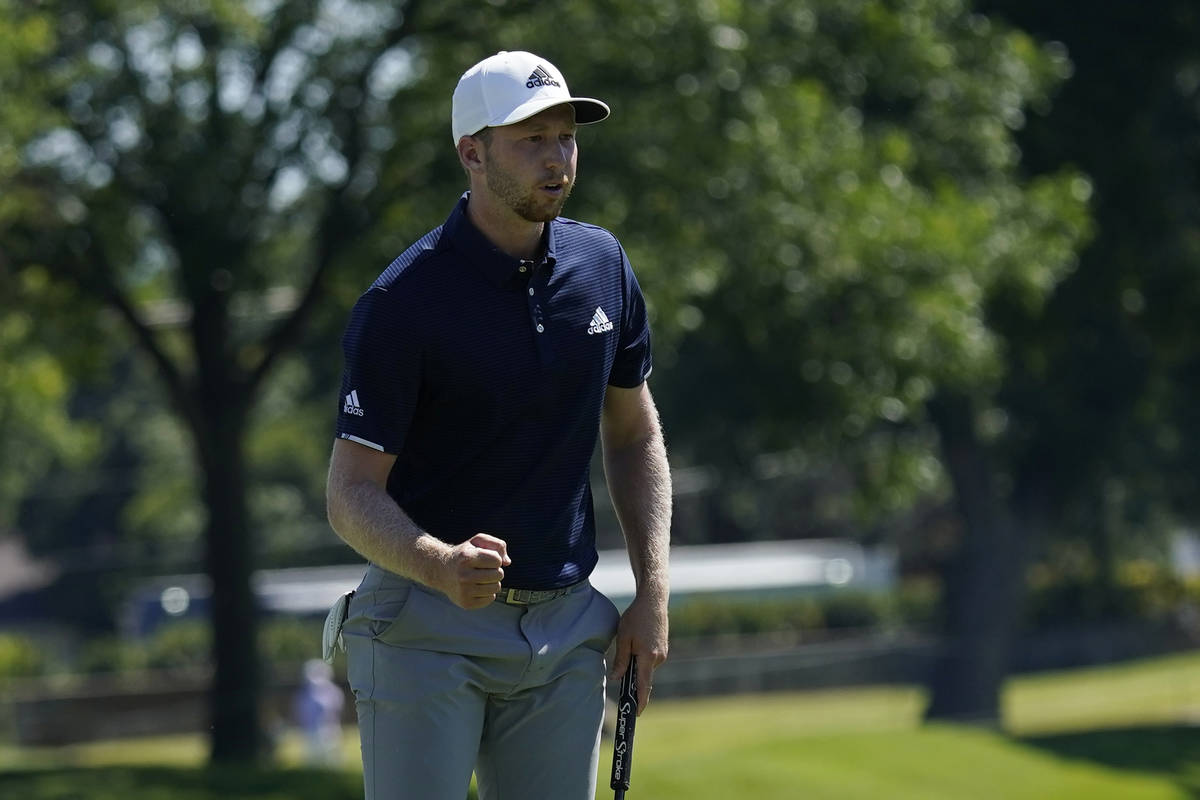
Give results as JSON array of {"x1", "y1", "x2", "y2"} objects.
[{"x1": 505, "y1": 588, "x2": 529, "y2": 605}]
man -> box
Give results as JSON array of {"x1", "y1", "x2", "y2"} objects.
[{"x1": 324, "y1": 50, "x2": 671, "y2": 800}]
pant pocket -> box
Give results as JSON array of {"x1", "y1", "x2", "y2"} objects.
[
  {"x1": 581, "y1": 586, "x2": 621, "y2": 654},
  {"x1": 344, "y1": 583, "x2": 414, "y2": 640}
]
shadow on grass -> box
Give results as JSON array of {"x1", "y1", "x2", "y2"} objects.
[
  {"x1": 0, "y1": 765, "x2": 483, "y2": 800},
  {"x1": 0, "y1": 765, "x2": 366, "y2": 800},
  {"x1": 1020, "y1": 725, "x2": 1200, "y2": 796}
]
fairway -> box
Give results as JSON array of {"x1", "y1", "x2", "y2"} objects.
[
  {"x1": 628, "y1": 692, "x2": 1198, "y2": 799},
  {"x1": 2, "y1": 651, "x2": 1199, "y2": 798}
]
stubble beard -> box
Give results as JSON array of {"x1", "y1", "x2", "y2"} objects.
[{"x1": 485, "y1": 160, "x2": 574, "y2": 223}]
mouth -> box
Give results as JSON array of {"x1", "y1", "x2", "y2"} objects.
[{"x1": 539, "y1": 179, "x2": 568, "y2": 196}]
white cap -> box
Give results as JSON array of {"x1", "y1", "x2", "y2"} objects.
[{"x1": 451, "y1": 51, "x2": 610, "y2": 143}]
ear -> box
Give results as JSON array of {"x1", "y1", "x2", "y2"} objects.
[{"x1": 457, "y1": 135, "x2": 486, "y2": 175}]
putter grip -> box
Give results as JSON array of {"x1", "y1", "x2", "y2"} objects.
[{"x1": 610, "y1": 656, "x2": 638, "y2": 797}]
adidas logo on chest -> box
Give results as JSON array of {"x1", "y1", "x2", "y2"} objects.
[{"x1": 587, "y1": 306, "x2": 614, "y2": 335}]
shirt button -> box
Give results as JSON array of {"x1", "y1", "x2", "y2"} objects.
[
  {"x1": 519, "y1": 266, "x2": 528, "y2": 273},
  {"x1": 528, "y1": 288, "x2": 534, "y2": 296},
  {"x1": 536, "y1": 324, "x2": 545, "y2": 333}
]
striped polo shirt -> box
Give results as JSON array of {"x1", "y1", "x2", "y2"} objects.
[{"x1": 336, "y1": 194, "x2": 653, "y2": 589}]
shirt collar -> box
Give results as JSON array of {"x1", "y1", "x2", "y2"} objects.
[{"x1": 441, "y1": 193, "x2": 557, "y2": 287}]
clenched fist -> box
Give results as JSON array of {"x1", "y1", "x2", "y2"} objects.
[{"x1": 435, "y1": 533, "x2": 512, "y2": 609}]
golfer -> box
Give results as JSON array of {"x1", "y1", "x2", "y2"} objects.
[{"x1": 325, "y1": 50, "x2": 671, "y2": 800}]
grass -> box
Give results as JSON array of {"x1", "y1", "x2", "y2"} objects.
[
  {"x1": 1004, "y1": 650, "x2": 1200, "y2": 733},
  {"x1": 2, "y1": 650, "x2": 1199, "y2": 798},
  {"x1": 0, "y1": 765, "x2": 364, "y2": 800},
  {"x1": 628, "y1": 692, "x2": 1199, "y2": 799}
]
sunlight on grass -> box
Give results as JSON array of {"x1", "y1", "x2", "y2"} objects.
[
  {"x1": 621, "y1": 715, "x2": 1190, "y2": 800},
  {"x1": 1003, "y1": 650, "x2": 1200, "y2": 734}
]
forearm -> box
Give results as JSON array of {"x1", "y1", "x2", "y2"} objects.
[
  {"x1": 603, "y1": 428, "x2": 672, "y2": 600},
  {"x1": 326, "y1": 475, "x2": 450, "y2": 588}
]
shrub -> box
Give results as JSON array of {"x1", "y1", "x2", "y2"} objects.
[
  {"x1": 893, "y1": 576, "x2": 942, "y2": 631},
  {"x1": 260, "y1": 616, "x2": 323, "y2": 665},
  {"x1": 145, "y1": 621, "x2": 211, "y2": 671},
  {"x1": 0, "y1": 633, "x2": 45, "y2": 680},
  {"x1": 1022, "y1": 559, "x2": 1198, "y2": 630},
  {"x1": 78, "y1": 636, "x2": 149, "y2": 674}
]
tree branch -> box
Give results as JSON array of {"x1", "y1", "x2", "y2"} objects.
[
  {"x1": 245, "y1": 0, "x2": 426, "y2": 393},
  {"x1": 78, "y1": 230, "x2": 200, "y2": 431}
]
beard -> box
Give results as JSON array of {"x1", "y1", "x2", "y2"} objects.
[{"x1": 484, "y1": 159, "x2": 574, "y2": 223}]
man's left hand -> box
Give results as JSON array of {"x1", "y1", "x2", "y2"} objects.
[{"x1": 610, "y1": 592, "x2": 669, "y2": 715}]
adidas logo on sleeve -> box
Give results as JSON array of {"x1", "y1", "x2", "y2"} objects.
[
  {"x1": 343, "y1": 389, "x2": 365, "y2": 416},
  {"x1": 586, "y1": 307, "x2": 614, "y2": 335}
]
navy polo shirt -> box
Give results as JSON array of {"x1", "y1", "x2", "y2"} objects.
[{"x1": 336, "y1": 195, "x2": 653, "y2": 589}]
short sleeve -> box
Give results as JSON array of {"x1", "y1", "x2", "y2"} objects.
[
  {"x1": 335, "y1": 288, "x2": 420, "y2": 454},
  {"x1": 608, "y1": 245, "x2": 653, "y2": 388}
]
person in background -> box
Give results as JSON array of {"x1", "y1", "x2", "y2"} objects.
[{"x1": 293, "y1": 658, "x2": 344, "y2": 765}]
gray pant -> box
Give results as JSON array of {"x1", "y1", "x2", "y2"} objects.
[{"x1": 342, "y1": 564, "x2": 620, "y2": 800}]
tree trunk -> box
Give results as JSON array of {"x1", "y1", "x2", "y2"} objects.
[
  {"x1": 196, "y1": 397, "x2": 262, "y2": 763},
  {"x1": 924, "y1": 394, "x2": 1030, "y2": 724}
]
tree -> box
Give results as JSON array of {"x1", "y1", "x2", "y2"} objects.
[
  {"x1": 979, "y1": 0, "x2": 1200, "y2": 576},
  {"x1": 921, "y1": 0, "x2": 1200, "y2": 719}
]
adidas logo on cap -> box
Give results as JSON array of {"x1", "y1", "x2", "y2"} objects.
[{"x1": 526, "y1": 66, "x2": 561, "y2": 89}]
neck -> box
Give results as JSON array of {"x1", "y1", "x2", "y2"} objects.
[{"x1": 465, "y1": 191, "x2": 544, "y2": 261}]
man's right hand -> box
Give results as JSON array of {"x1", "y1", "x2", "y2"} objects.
[{"x1": 435, "y1": 533, "x2": 511, "y2": 609}]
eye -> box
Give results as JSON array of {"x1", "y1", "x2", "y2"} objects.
[
  {"x1": 560, "y1": 132, "x2": 576, "y2": 142},
  {"x1": 526, "y1": 134, "x2": 543, "y2": 143}
]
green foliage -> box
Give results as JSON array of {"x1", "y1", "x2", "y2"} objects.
[
  {"x1": 671, "y1": 594, "x2": 823, "y2": 638},
  {"x1": 0, "y1": 275, "x2": 101, "y2": 523},
  {"x1": 670, "y1": 582, "x2": 942, "y2": 639},
  {"x1": 120, "y1": 409, "x2": 203, "y2": 550},
  {"x1": 258, "y1": 617, "x2": 322, "y2": 666},
  {"x1": 1023, "y1": 558, "x2": 1196, "y2": 630},
  {"x1": 670, "y1": 563, "x2": 1200, "y2": 640},
  {"x1": 894, "y1": 575, "x2": 944, "y2": 630},
  {"x1": 972, "y1": 0, "x2": 1200, "y2": 554},
  {"x1": 0, "y1": 633, "x2": 46, "y2": 680},
  {"x1": 75, "y1": 617, "x2": 322, "y2": 676},
  {"x1": 78, "y1": 636, "x2": 150, "y2": 675},
  {"x1": 0, "y1": 4, "x2": 57, "y2": 220},
  {"x1": 66, "y1": 622, "x2": 210, "y2": 675},
  {"x1": 144, "y1": 621, "x2": 212, "y2": 671}
]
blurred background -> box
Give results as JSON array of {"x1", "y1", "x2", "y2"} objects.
[{"x1": 2, "y1": 0, "x2": 1199, "y2": 797}]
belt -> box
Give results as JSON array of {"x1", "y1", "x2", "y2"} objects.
[{"x1": 495, "y1": 581, "x2": 583, "y2": 605}]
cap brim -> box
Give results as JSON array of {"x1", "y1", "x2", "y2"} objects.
[{"x1": 491, "y1": 96, "x2": 610, "y2": 129}]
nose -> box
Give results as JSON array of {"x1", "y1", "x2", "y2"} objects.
[{"x1": 545, "y1": 138, "x2": 571, "y2": 169}]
